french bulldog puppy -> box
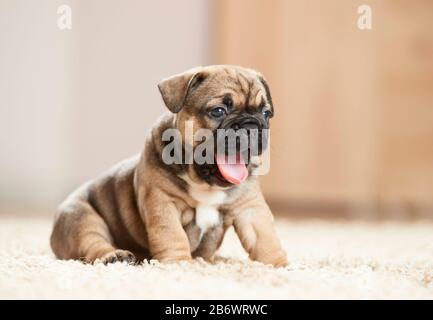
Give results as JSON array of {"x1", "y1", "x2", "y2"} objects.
[{"x1": 50, "y1": 65, "x2": 288, "y2": 267}]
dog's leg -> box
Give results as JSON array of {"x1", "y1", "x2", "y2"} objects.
[
  {"x1": 142, "y1": 189, "x2": 192, "y2": 263},
  {"x1": 50, "y1": 200, "x2": 135, "y2": 264},
  {"x1": 192, "y1": 224, "x2": 225, "y2": 260},
  {"x1": 232, "y1": 199, "x2": 288, "y2": 267}
]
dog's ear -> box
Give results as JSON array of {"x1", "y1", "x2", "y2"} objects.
[
  {"x1": 158, "y1": 68, "x2": 207, "y2": 113},
  {"x1": 257, "y1": 73, "x2": 274, "y2": 114}
]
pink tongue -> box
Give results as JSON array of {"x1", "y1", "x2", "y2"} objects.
[{"x1": 215, "y1": 153, "x2": 248, "y2": 185}]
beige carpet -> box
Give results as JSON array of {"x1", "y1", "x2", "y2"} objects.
[{"x1": 1, "y1": 215, "x2": 433, "y2": 299}]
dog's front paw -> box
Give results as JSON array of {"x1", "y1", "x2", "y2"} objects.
[
  {"x1": 98, "y1": 249, "x2": 136, "y2": 265},
  {"x1": 251, "y1": 249, "x2": 288, "y2": 268},
  {"x1": 157, "y1": 254, "x2": 193, "y2": 264},
  {"x1": 272, "y1": 256, "x2": 289, "y2": 268},
  {"x1": 268, "y1": 250, "x2": 289, "y2": 268}
]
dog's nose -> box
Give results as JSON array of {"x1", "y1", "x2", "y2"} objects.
[
  {"x1": 232, "y1": 118, "x2": 261, "y2": 130},
  {"x1": 241, "y1": 120, "x2": 259, "y2": 130}
]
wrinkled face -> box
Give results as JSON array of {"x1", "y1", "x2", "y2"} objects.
[{"x1": 158, "y1": 65, "x2": 274, "y2": 187}]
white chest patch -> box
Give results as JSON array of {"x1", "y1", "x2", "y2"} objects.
[
  {"x1": 182, "y1": 175, "x2": 226, "y2": 237},
  {"x1": 195, "y1": 205, "x2": 220, "y2": 237}
]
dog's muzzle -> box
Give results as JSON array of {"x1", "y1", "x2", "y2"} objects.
[{"x1": 216, "y1": 115, "x2": 269, "y2": 159}]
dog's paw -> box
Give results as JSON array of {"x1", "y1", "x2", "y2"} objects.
[
  {"x1": 272, "y1": 258, "x2": 289, "y2": 268},
  {"x1": 98, "y1": 249, "x2": 136, "y2": 265},
  {"x1": 157, "y1": 255, "x2": 193, "y2": 264},
  {"x1": 270, "y1": 251, "x2": 289, "y2": 268}
]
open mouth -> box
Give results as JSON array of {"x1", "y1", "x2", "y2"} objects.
[{"x1": 215, "y1": 152, "x2": 249, "y2": 185}]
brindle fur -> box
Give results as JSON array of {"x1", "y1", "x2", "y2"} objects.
[{"x1": 50, "y1": 65, "x2": 287, "y2": 267}]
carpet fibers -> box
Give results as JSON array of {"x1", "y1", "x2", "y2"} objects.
[{"x1": 1, "y1": 215, "x2": 433, "y2": 299}]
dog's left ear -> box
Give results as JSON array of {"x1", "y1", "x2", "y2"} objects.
[
  {"x1": 158, "y1": 68, "x2": 207, "y2": 113},
  {"x1": 257, "y1": 73, "x2": 274, "y2": 114}
]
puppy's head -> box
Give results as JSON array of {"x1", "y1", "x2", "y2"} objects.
[{"x1": 158, "y1": 65, "x2": 274, "y2": 187}]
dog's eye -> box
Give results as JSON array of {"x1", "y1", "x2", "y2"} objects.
[
  {"x1": 209, "y1": 106, "x2": 227, "y2": 119},
  {"x1": 262, "y1": 110, "x2": 272, "y2": 119}
]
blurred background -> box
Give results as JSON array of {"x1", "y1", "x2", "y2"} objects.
[{"x1": 1, "y1": 0, "x2": 432, "y2": 220}]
